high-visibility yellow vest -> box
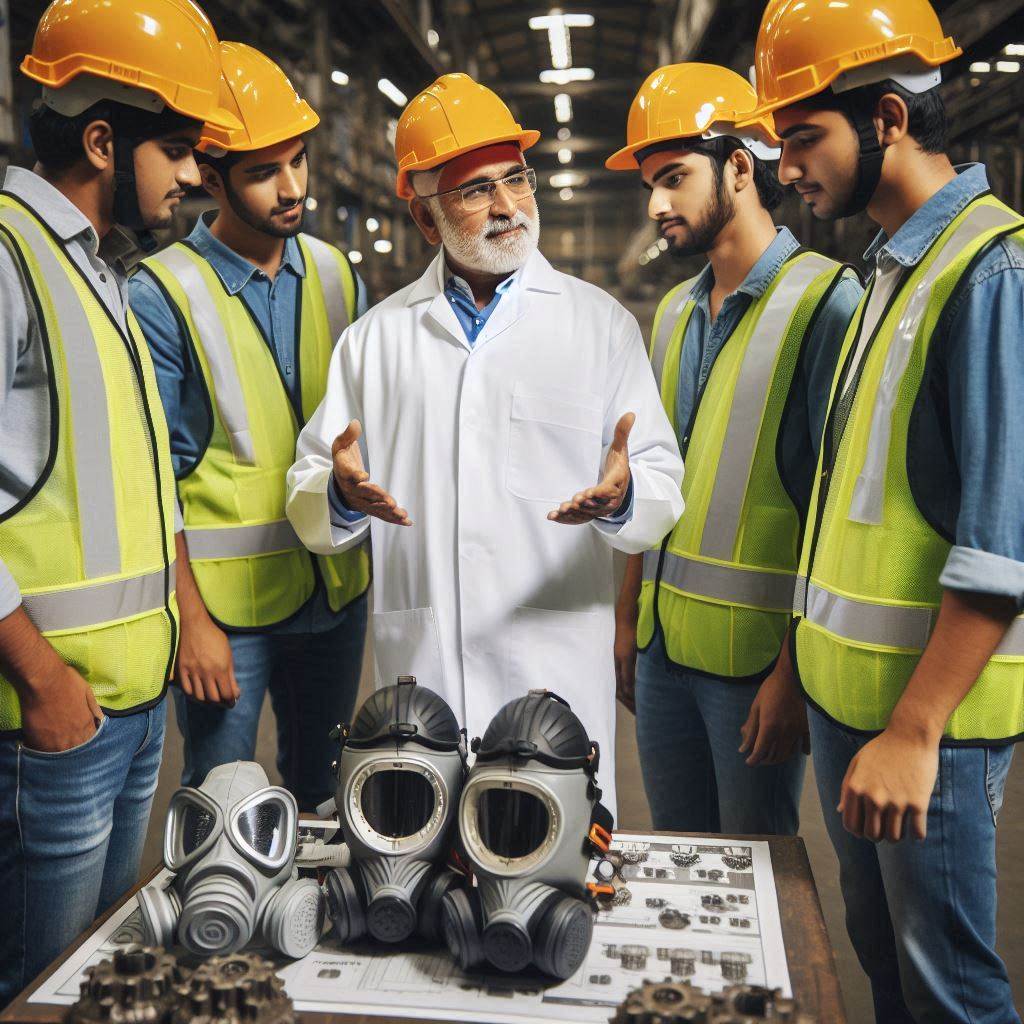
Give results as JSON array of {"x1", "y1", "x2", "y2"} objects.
[
  {"x1": 0, "y1": 194, "x2": 179, "y2": 731},
  {"x1": 638, "y1": 250, "x2": 848, "y2": 678},
  {"x1": 794, "y1": 194, "x2": 1024, "y2": 740},
  {"x1": 141, "y1": 234, "x2": 370, "y2": 629}
]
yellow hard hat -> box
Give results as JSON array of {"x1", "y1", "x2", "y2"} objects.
[
  {"x1": 743, "y1": 0, "x2": 961, "y2": 122},
  {"x1": 606, "y1": 63, "x2": 779, "y2": 171},
  {"x1": 20, "y1": 0, "x2": 241, "y2": 132},
  {"x1": 394, "y1": 73, "x2": 540, "y2": 200},
  {"x1": 198, "y1": 42, "x2": 319, "y2": 153}
]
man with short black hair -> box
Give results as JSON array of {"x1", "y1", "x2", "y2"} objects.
[
  {"x1": 746, "y1": 0, "x2": 1024, "y2": 1018},
  {"x1": 608, "y1": 63, "x2": 861, "y2": 836},
  {"x1": 0, "y1": 0, "x2": 238, "y2": 1003}
]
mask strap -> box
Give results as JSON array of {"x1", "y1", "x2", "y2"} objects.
[
  {"x1": 112, "y1": 131, "x2": 157, "y2": 253},
  {"x1": 841, "y1": 93, "x2": 885, "y2": 217}
]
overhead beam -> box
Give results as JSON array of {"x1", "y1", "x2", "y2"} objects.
[
  {"x1": 368, "y1": 0, "x2": 444, "y2": 77},
  {"x1": 499, "y1": 77, "x2": 635, "y2": 98}
]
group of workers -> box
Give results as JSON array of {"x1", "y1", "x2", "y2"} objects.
[{"x1": 0, "y1": 0, "x2": 1020, "y2": 1020}]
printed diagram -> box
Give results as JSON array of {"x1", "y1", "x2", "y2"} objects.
[{"x1": 29, "y1": 830, "x2": 790, "y2": 1024}]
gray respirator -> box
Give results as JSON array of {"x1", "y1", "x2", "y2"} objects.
[
  {"x1": 324, "y1": 676, "x2": 468, "y2": 945},
  {"x1": 442, "y1": 690, "x2": 613, "y2": 979},
  {"x1": 136, "y1": 761, "x2": 324, "y2": 959}
]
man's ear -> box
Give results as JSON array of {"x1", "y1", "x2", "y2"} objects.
[
  {"x1": 199, "y1": 163, "x2": 224, "y2": 198},
  {"x1": 81, "y1": 120, "x2": 114, "y2": 172},
  {"x1": 729, "y1": 147, "x2": 755, "y2": 195},
  {"x1": 408, "y1": 196, "x2": 442, "y2": 246},
  {"x1": 875, "y1": 92, "x2": 909, "y2": 147}
]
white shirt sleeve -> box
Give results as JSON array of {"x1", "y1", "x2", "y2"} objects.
[
  {"x1": 286, "y1": 326, "x2": 371, "y2": 555},
  {"x1": 591, "y1": 302, "x2": 684, "y2": 552}
]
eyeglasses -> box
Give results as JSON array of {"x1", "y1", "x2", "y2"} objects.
[{"x1": 418, "y1": 167, "x2": 538, "y2": 212}]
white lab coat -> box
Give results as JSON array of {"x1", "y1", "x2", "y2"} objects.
[{"x1": 286, "y1": 248, "x2": 684, "y2": 814}]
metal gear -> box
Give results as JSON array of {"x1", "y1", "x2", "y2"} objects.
[
  {"x1": 171, "y1": 953, "x2": 294, "y2": 1024},
  {"x1": 67, "y1": 946, "x2": 186, "y2": 1024},
  {"x1": 609, "y1": 979, "x2": 816, "y2": 1023}
]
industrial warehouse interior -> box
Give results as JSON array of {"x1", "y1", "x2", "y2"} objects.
[{"x1": 2, "y1": 1, "x2": 1024, "y2": 1022}]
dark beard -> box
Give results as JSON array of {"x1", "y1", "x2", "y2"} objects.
[
  {"x1": 223, "y1": 179, "x2": 305, "y2": 238},
  {"x1": 667, "y1": 180, "x2": 735, "y2": 260}
]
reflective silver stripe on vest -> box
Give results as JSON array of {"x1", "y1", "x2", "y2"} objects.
[
  {"x1": 658, "y1": 550, "x2": 797, "y2": 612},
  {"x1": 642, "y1": 548, "x2": 660, "y2": 582},
  {"x1": 0, "y1": 207, "x2": 121, "y2": 580},
  {"x1": 185, "y1": 519, "x2": 301, "y2": 560},
  {"x1": 22, "y1": 564, "x2": 175, "y2": 633},
  {"x1": 802, "y1": 579, "x2": 1024, "y2": 655},
  {"x1": 301, "y1": 234, "x2": 352, "y2": 345},
  {"x1": 848, "y1": 203, "x2": 1019, "y2": 525},
  {"x1": 650, "y1": 276, "x2": 700, "y2": 387},
  {"x1": 700, "y1": 253, "x2": 838, "y2": 561},
  {"x1": 147, "y1": 246, "x2": 257, "y2": 465}
]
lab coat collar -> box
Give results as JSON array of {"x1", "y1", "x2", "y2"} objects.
[{"x1": 406, "y1": 246, "x2": 562, "y2": 307}]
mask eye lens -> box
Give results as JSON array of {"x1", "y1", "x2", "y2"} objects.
[
  {"x1": 235, "y1": 800, "x2": 286, "y2": 859},
  {"x1": 477, "y1": 788, "x2": 550, "y2": 859},
  {"x1": 181, "y1": 802, "x2": 216, "y2": 855},
  {"x1": 360, "y1": 769, "x2": 435, "y2": 839}
]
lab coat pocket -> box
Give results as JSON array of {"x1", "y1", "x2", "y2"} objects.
[
  {"x1": 372, "y1": 606, "x2": 446, "y2": 692},
  {"x1": 507, "y1": 384, "x2": 603, "y2": 503},
  {"x1": 507, "y1": 606, "x2": 608, "y2": 716}
]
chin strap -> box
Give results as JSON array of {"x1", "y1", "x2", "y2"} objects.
[
  {"x1": 840, "y1": 93, "x2": 886, "y2": 217},
  {"x1": 112, "y1": 131, "x2": 157, "y2": 253}
]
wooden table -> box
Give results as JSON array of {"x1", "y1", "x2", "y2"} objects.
[{"x1": 1, "y1": 834, "x2": 846, "y2": 1024}]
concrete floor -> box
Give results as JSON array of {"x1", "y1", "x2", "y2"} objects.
[{"x1": 144, "y1": 633, "x2": 1024, "y2": 1023}]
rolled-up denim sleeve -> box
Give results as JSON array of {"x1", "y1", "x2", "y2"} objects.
[{"x1": 940, "y1": 253, "x2": 1024, "y2": 609}]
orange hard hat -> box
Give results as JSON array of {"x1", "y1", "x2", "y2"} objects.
[
  {"x1": 20, "y1": 0, "x2": 241, "y2": 132},
  {"x1": 743, "y1": 0, "x2": 961, "y2": 122},
  {"x1": 606, "y1": 63, "x2": 779, "y2": 171},
  {"x1": 198, "y1": 42, "x2": 319, "y2": 153},
  {"x1": 394, "y1": 73, "x2": 540, "y2": 200}
]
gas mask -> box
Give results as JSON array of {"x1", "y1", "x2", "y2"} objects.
[
  {"x1": 324, "y1": 676, "x2": 468, "y2": 945},
  {"x1": 137, "y1": 761, "x2": 324, "y2": 959},
  {"x1": 442, "y1": 690, "x2": 613, "y2": 979}
]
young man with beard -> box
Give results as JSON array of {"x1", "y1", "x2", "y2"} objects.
[
  {"x1": 285, "y1": 73, "x2": 685, "y2": 814},
  {"x1": 743, "y1": 0, "x2": 1024, "y2": 1019},
  {"x1": 0, "y1": 0, "x2": 241, "y2": 1002},
  {"x1": 607, "y1": 64, "x2": 862, "y2": 835},
  {"x1": 129, "y1": 44, "x2": 370, "y2": 812}
]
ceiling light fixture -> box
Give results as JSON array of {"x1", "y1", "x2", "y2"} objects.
[
  {"x1": 529, "y1": 11, "x2": 594, "y2": 71},
  {"x1": 378, "y1": 78, "x2": 408, "y2": 106},
  {"x1": 540, "y1": 68, "x2": 595, "y2": 85},
  {"x1": 554, "y1": 92, "x2": 572, "y2": 123}
]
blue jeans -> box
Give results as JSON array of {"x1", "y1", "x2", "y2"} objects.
[
  {"x1": 635, "y1": 635, "x2": 805, "y2": 834},
  {"x1": 173, "y1": 593, "x2": 367, "y2": 811},
  {"x1": 809, "y1": 708, "x2": 1019, "y2": 1024},
  {"x1": 0, "y1": 703, "x2": 166, "y2": 1006}
]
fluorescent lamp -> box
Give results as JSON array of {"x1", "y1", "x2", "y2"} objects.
[
  {"x1": 348, "y1": 250, "x2": 363, "y2": 264},
  {"x1": 1004, "y1": 44, "x2": 1024, "y2": 56},
  {"x1": 331, "y1": 69, "x2": 349, "y2": 86},
  {"x1": 995, "y1": 60, "x2": 1020, "y2": 72},
  {"x1": 304, "y1": 197, "x2": 318, "y2": 211},
  {"x1": 528, "y1": 13, "x2": 595, "y2": 29},
  {"x1": 557, "y1": 148, "x2": 572, "y2": 164},
  {"x1": 427, "y1": 28, "x2": 440, "y2": 47},
  {"x1": 557, "y1": 126, "x2": 571, "y2": 141},
  {"x1": 365, "y1": 217, "x2": 380, "y2": 232},
  {"x1": 559, "y1": 187, "x2": 574, "y2": 201},
  {"x1": 969, "y1": 62, "x2": 991, "y2": 72},
  {"x1": 554, "y1": 93, "x2": 573, "y2": 122},
  {"x1": 373, "y1": 239, "x2": 393, "y2": 254},
  {"x1": 378, "y1": 78, "x2": 408, "y2": 106},
  {"x1": 549, "y1": 170, "x2": 587, "y2": 188},
  {"x1": 540, "y1": 68, "x2": 595, "y2": 85}
]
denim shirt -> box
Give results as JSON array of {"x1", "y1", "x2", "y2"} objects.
[
  {"x1": 860, "y1": 163, "x2": 1024, "y2": 609},
  {"x1": 128, "y1": 211, "x2": 369, "y2": 634},
  {"x1": 674, "y1": 226, "x2": 863, "y2": 521}
]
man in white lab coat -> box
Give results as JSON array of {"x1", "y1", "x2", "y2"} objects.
[{"x1": 286, "y1": 73, "x2": 683, "y2": 811}]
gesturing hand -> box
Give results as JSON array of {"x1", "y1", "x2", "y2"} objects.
[
  {"x1": 548, "y1": 412, "x2": 635, "y2": 525},
  {"x1": 332, "y1": 420, "x2": 412, "y2": 526}
]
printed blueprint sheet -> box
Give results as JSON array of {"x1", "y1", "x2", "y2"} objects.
[{"x1": 30, "y1": 829, "x2": 791, "y2": 1023}]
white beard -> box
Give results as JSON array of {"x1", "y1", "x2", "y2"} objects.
[{"x1": 434, "y1": 204, "x2": 540, "y2": 275}]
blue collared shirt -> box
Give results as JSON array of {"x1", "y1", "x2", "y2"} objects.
[
  {"x1": 859, "y1": 163, "x2": 1024, "y2": 608},
  {"x1": 128, "y1": 211, "x2": 369, "y2": 633},
  {"x1": 674, "y1": 226, "x2": 863, "y2": 520}
]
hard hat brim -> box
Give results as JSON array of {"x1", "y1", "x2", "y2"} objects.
[
  {"x1": 606, "y1": 117, "x2": 781, "y2": 172},
  {"x1": 197, "y1": 106, "x2": 320, "y2": 153},
  {"x1": 20, "y1": 54, "x2": 243, "y2": 132},
  {"x1": 739, "y1": 33, "x2": 962, "y2": 125},
  {"x1": 396, "y1": 128, "x2": 541, "y2": 199}
]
